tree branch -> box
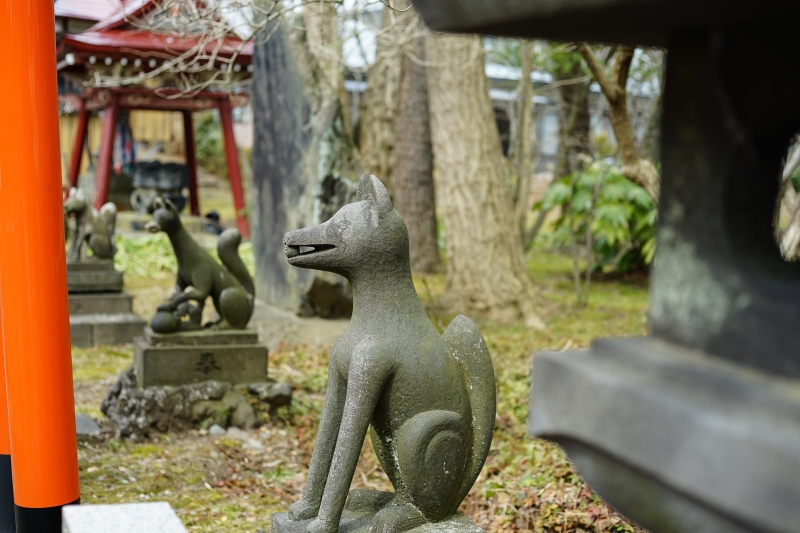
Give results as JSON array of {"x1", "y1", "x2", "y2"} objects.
[{"x1": 575, "y1": 42, "x2": 617, "y2": 102}]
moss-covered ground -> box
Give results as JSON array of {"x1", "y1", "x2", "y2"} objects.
[{"x1": 73, "y1": 240, "x2": 649, "y2": 533}]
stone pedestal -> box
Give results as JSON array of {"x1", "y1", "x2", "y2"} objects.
[
  {"x1": 134, "y1": 328, "x2": 268, "y2": 388},
  {"x1": 271, "y1": 511, "x2": 482, "y2": 533},
  {"x1": 69, "y1": 293, "x2": 146, "y2": 348},
  {"x1": 62, "y1": 502, "x2": 188, "y2": 533},
  {"x1": 67, "y1": 260, "x2": 123, "y2": 293}
]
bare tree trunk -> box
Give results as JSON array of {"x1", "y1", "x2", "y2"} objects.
[
  {"x1": 357, "y1": 3, "x2": 408, "y2": 192},
  {"x1": 394, "y1": 30, "x2": 441, "y2": 273},
  {"x1": 427, "y1": 33, "x2": 543, "y2": 328},
  {"x1": 553, "y1": 57, "x2": 591, "y2": 179},
  {"x1": 577, "y1": 43, "x2": 660, "y2": 203},
  {"x1": 509, "y1": 40, "x2": 534, "y2": 239}
]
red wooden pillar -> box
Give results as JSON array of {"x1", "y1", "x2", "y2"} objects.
[
  {"x1": 94, "y1": 93, "x2": 119, "y2": 210},
  {"x1": 183, "y1": 111, "x2": 200, "y2": 216},
  {"x1": 218, "y1": 98, "x2": 250, "y2": 238},
  {"x1": 67, "y1": 100, "x2": 89, "y2": 189},
  {"x1": 0, "y1": 0, "x2": 82, "y2": 530}
]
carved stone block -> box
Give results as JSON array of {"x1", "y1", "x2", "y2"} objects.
[
  {"x1": 133, "y1": 328, "x2": 268, "y2": 388},
  {"x1": 67, "y1": 260, "x2": 123, "y2": 293}
]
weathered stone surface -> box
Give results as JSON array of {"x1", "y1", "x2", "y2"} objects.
[
  {"x1": 70, "y1": 313, "x2": 147, "y2": 348},
  {"x1": 133, "y1": 336, "x2": 268, "y2": 388},
  {"x1": 143, "y1": 327, "x2": 258, "y2": 347},
  {"x1": 76, "y1": 413, "x2": 101, "y2": 439},
  {"x1": 62, "y1": 502, "x2": 187, "y2": 533},
  {"x1": 279, "y1": 176, "x2": 494, "y2": 533},
  {"x1": 67, "y1": 261, "x2": 124, "y2": 293},
  {"x1": 101, "y1": 367, "x2": 290, "y2": 439},
  {"x1": 272, "y1": 508, "x2": 482, "y2": 533},
  {"x1": 70, "y1": 292, "x2": 134, "y2": 315}
]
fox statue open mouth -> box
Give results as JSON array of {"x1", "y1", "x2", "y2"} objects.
[{"x1": 277, "y1": 175, "x2": 495, "y2": 533}]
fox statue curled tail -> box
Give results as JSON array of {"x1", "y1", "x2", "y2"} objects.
[
  {"x1": 145, "y1": 197, "x2": 255, "y2": 333},
  {"x1": 281, "y1": 175, "x2": 496, "y2": 533},
  {"x1": 64, "y1": 187, "x2": 117, "y2": 261}
]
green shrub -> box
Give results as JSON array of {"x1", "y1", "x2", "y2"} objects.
[
  {"x1": 194, "y1": 111, "x2": 227, "y2": 180},
  {"x1": 539, "y1": 161, "x2": 657, "y2": 274}
]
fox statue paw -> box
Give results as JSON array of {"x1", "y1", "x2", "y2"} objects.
[{"x1": 288, "y1": 498, "x2": 319, "y2": 521}]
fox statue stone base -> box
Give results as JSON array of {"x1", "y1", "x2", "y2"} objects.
[{"x1": 276, "y1": 175, "x2": 495, "y2": 533}]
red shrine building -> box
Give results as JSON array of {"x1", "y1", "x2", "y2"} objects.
[{"x1": 56, "y1": 0, "x2": 253, "y2": 236}]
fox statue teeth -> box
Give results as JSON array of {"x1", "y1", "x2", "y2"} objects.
[{"x1": 282, "y1": 175, "x2": 496, "y2": 533}]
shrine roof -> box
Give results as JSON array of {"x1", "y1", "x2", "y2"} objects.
[
  {"x1": 413, "y1": 0, "x2": 800, "y2": 47},
  {"x1": 54, "y1": 0, "x2": 126, "y2": 22},
  {"x1": 62, "y1": 29, "x2": 253, "y2": 60}
]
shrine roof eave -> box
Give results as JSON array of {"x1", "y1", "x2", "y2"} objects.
[
  {"x1": 62, "y1": 30, "x2": 253, "y2": 62},
  {"x1": 413, "y1": 0, "x2": 800, "y2": 47},
  {"x1": 62, "y1": 88, "x2": 250, "y2": 112}
]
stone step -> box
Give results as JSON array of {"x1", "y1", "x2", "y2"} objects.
[
  {"x1": 63, "y1": 502, "x2": 188, "y2": 532},
  {"x1": 67, "y1": 260, "x2": 124, "y2": 293},
  {"x1": 69, "y1": 292, "x2": 135, "y2": 315},
  {"x1": 70, "y1": 313, "x2": 147, "y2": 348},
  {"x1": 144, "y1": 326, "x2": 259, "y2": 346}
]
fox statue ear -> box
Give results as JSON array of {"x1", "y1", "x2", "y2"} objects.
[{"x1": 356, "y1": 174, "x2": 393, "y2": 217}]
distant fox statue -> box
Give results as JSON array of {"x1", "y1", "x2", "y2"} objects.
[
  {"x1": 64, "y1": 187, "x2": 117, "y2": 261},
  {"x1": 145, "y1": 197, "x2": 255, "y2": 333},
  {"x1": 279, "y1": 175, "x2": 496, "y2": 533}
]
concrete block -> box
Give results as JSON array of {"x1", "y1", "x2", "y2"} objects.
[
  {"x1": 134, "y1": 335, "x2": 268, "y2": 388},
  {"x1": 67, "y1": 261, "x2": 123, "y2": 293},
  {"x1": 62, "y1": 502, "x2": 187, "y2": 533},
  {"x1": 144, "y1": 327, "x2": 258, "y2": 346},
  {"x1": 75, "y1": 414, "x2": 101, "y2": 439},
  {"x1": 69, "y1": 293, "x2": 134, "y2": 315},
  {"x1": 70, "y1": 313, "x2": 147, "y2": 347}
]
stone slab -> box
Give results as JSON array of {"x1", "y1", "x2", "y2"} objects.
[
  {"x1": 272, "y1": 511, "x2": 482, "y2": 533},
  {"x1": 67, "y1": 261, "x2": 123, "y2": 293},
  {"x1": 76, "y1": 413, "x2": 101, "y2": 439},
  {"x1": 134, "y1": 336, "x2": 268, "y2": 388},
  {"x1": 69, "y1": 293, "x2": 134, "y2": 315},
  {"x1": 62, "y1": 502, "x2": 187, "y2": 533},
  {"x1": 70, "y1": 313, "x2": 147, "y2": 347},
  {"x1": 530, "y1": 337, "x2": 800, "y2": 533},
  {"x1": 143, "y1": 327, "x2": 259, "y2": 347}
]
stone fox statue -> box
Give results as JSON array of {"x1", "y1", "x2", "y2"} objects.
[
  {"x1": 64, "y1": 187, "x2": 117, "y2": 261},
  {"x1": 283, "y1": 175, "x2": 496, "y2": 533},
  {"x1": 145, "y1": 197, "x2": 255, "y2": 333}
]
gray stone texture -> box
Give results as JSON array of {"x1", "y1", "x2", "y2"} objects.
[
  {"x1": 67, "y1": 261, "x2": 124, "y2": 293},
  {"x1": 272, "y1": 507, "x2": 482, "y2": 533},
  {"x1": 101, "y1": 366, "x2": 293, "y2": 439},
  {"x1": 133, "y1": 329, "x2": 268, "y2": 388},
  {"x1": 69, "y1": 292, "x2": 146, "y2": 348},
  {"x1": 75, "y1": 413, "x2": 101, "y2": 439},
  {"x1": 277, "y1": 176, "x2": 494, "y2": 533},
  {"x1": 62, "y1": 502, "x2": 187, "y2": 533}
]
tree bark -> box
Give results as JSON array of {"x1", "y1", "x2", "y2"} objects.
[
  {"x1": 250, "y1": 15, "x2": 360, "y2": 318},
  {"x1": 357, "y1": 3, "x2": 408, "y2": 192},
  {"x1": 552, "y1": 56, "x2": 591, "y2": 179},
  {"x1": 394, "y1": 30, "x2": 441, "y2": 273},
  {"x1": 577, "y1": 43, "x2": 661, "y2": 203},
  {"x1": 509, "y1": 40, "x2": 535, "y2": 239},
  {"x1": 426, "y1": 33, "x2": 543, "y2": 328}
]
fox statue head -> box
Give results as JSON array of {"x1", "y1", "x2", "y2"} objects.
[
  {"x1": 145, "y1": 197, "x2": 182, "y2": 235},
  {"x1": 283, "y1": 174, "x2": 410, "y2": 280}
]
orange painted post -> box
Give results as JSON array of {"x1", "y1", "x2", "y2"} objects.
[
  {"x1": 183, "y1": 110, "x2": 201, "y2": 216},
  {"x1": 0, "y1": 318, "x2": 15, "y2": 533},
  {"x1": 218, "y1": 98, "x2": 250, "y2": 238},
  {"x1": 0, "y1": 0, "x2": 82, "y2": 531},
  {"x1": 94, "y1": 92, "x2": 120, "y2": 210},
  {"x1": 68, "y1": 100, "x2": 89, "y2": 188}
]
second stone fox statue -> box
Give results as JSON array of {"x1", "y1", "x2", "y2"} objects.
[{"x1": 280, "y1": 175, "x2": 496, "y2": 533}]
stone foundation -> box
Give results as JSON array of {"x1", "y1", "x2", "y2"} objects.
[
  {"x1": 69, "y1": 292, "x2": 146, "y2": 347},
  {"x1": 67, "y1": 260, "x2": 123, "y2": 293},
  {"x1": 101, "y1": 366, "x2": 293, "y2": 440}
]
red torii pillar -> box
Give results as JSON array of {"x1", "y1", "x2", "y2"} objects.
[
  {"x1": 0, "y1": 0, "x2": 82, "y2": 531},
  {"x1": 68, "y1": 99, "x2": 89, "y2": 189},
  {"x1": 219, "y1": 98, "x2": 250, "y2": 238},
  {"x1": 94, "y1": 93, "x2": 120, "y2": 210},
  {"x1": 183, "y1": 110, "x2": 201, "y2": 216}
]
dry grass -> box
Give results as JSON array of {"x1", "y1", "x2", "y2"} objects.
[{"x1": 73, "y1": 238, "x2": 650, "y2": 533}]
